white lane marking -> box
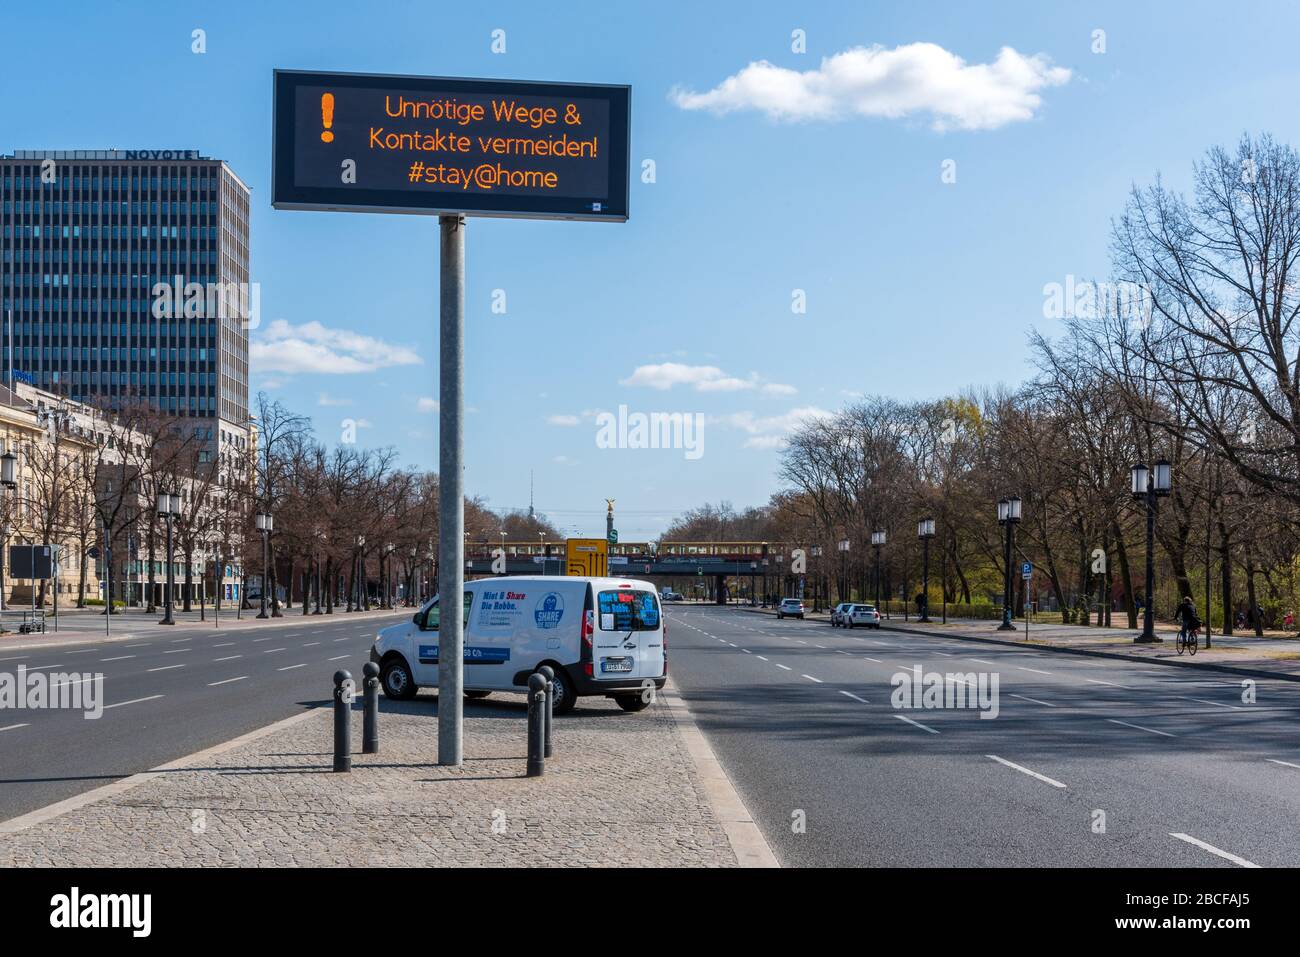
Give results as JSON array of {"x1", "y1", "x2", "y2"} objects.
[
  {"x1": 213, "y1": 655, "x2": 243, "y2": 662},
  {"x1": 263, "y1": 648, "x2": 286, "y2": 653},
  {"x1": 100, "y1": 655, "x2": 135, "y2": 662},
  {"x1": 1017, "y1": 666, "x2": 1054, "y2": 675},
  {"x1": 1107, "y1": 718, "x2": 1175, "y2": 737},
  {"x1": 756, "y1": 655, "x2": 769, "y2": 661},
  {"x1": 0, "y1": 723, "x2": 30, "y2": 732},
  {"x1": 24, "y1": 664, "x2": 65, "y2": 672},
  {"x1": 932, "y1": 651, "x2": 953, "y2": 657},
  {"x1": 277, "y1": 664, "x2": 307, "y2": 671},
  {"x1": 839, "y1": 691, "x2": 868, "y2": 704},
  {"x1": 170, "y1": 637, "x2": 192, "y2": 643},
  {"x1": 103, "y1": 694, "x2": 164, "y2": 709},
  {"x1": 968, "y1": 658, "x2": 996, "y2": 665},
  {"x1": 302, "y1": 642, "x2": 321, "y2": 647},
  {"x1": 163, "y1": 648, "x2": 192, "y2": 654},
  {"x1": 65, "y1": 649, "x2": 95, "y2": 655},
  {"x1": 861, "y1": 656, "x2": 883, "y2": 663},
  {"x1": 52, "y1": 676, "x2": 95, "y2": 688},
  {"x1": 1266, "y1": 758, "x2": 1300, "y2": 770},
  {"x1": 124, "y1": 644, "x2": 149, "y2": 648},
  {"x1": 801, "y1": 674, "x2": 823, "y2": 683},
  {"x1": 813, "y1": 644, "x2": 826, "y2": 649},
  {"x1": 327, "y1": 655, "x2": 350, "y2": 661},
  {"x1": 147, "y1": 664, "x2": 185, "y2": 672},
  {"x1": 796, "y1": 640, "x2": 807, "y2": 645},
  {"x1": 986, "y1": 754, "x2": 1067, "y2": 789},
  {"x1": 333, "y1": 637, "x2": 349, "y2": 642},
  {"x1": 0, "y1": 656, "x2": 29, "y2": 661},
  {"x1": 1010, "y1": 693, "x2": 1056, "y2": 707},
  {"x1": 252, "y1": 637, "x2": 272, "y2": 642},
  {"x1": 1178, "y1": 696, "x2": 1241, "y2": 710},
  {"x1": 775, "y1": 664, "x2": 792, "y2": 671},
  {"x1": 208, "y1": 676, "x2": 248, "y2": 686},
  {"x1": 1169, "y1": 833, "x2": 1259, "y2": 868},
  {"x1": 894, "y1": 714, "x2": 939, "y2": 734},
  {"x1": 1085, "y1": 677, "x2": 1124, "y2": 687},
  {"x1": 212, "y1": 642, "x2": 235, "y2": 648}
]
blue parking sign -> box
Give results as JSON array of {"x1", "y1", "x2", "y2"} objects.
[{"x1": 1021, "y1": 561, "x2": 1033, "y2": 579}]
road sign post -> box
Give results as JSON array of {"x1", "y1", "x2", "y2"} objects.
[{"x1": 272, "y1": 69, "x2": 629, "y2": 766}]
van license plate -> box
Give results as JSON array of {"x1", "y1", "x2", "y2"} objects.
[{"x1": 601, "y1": 658, "x2": 633, "y2": 673}]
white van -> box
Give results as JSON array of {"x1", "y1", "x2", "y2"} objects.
[{"x1": 370, "y1": 576, "x2": 667, "y2": 714}]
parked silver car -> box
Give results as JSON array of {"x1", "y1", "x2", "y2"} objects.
[
  {"x1": 830, "y1": 602, "x2": 854, "y2": 626},
  {"x1": 777, "y1": 598, "x2": 805, "y2": 620},
  {"x1": 846, "y1": 604, "x2": 882, "y2": 629}
]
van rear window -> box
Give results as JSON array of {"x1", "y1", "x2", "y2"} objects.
[{"x1": 597, "y1": 590, "x2": 660, "y2": 631}]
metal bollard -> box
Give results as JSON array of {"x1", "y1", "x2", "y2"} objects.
[
  {"x1": 526, "y1": 673, "x2": 547, "y2": 777},
  {"x1": 333, "y1": 669, "x2": 352, "y2": 772},
  {"x1": 537, "y1": 665, "x2": 555, "y2": 758},
  {"x1": 362, "y1": 661, "x2": 380, "y2": 755}
]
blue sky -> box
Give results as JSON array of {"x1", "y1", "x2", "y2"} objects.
[{"x1": 3, "y1": 0, "x2": 1298, "y2": 540}]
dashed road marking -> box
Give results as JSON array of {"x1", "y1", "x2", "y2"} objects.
[
  {"x1": 1107, "y1": 718, "x2": 1174, "y2": 738},
  {"x1": 894, "y1": 714, "x2": 939, "y2": 734},
  {"x1": 278, "y1": 663, "x2": 307, "y2": 671},
  {"x1": 100, "y1": 655, "x2": 135, "y2": 662},
  {"x1": 839, "y1": 691, "x2": 868, "y2": 704},
  {"x1": 1010, "y1": 693, "x2": 1055, "y2": 707},
  {"x1": 986, "y1": 754, "x2": 1067, "y2": 789},
  {"x1": 146, "y1": 664, "x2": 185, "y2": 673},
  {"x1": 801, "y1": 674, "x2": 823, "y2": 683},
  {"x1": 214, "y1": 655, "x2": 242, "y2": 662},
  {"x1": 0, "y1": 723, "x2": 30, "y2": 732},
  {"x1": 1017, "y1": 666, "x2": 1054, "y2": 676},
  {"x1": 104, "y1": 695, "x2": 164, "y2": 709},
  {"x1": 208, "y1": 676, "x2": 248, "y2": 686},
  {"x1": 1169, "y1": 833, "x2": 1259, "y2": 868},
  {"x1": 775, "y1": 664, "x2": 792, "y2": 671}
]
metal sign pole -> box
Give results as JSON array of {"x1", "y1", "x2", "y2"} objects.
[{"x1": 437, "y1": 214, "x2": 465, "y2": 767}]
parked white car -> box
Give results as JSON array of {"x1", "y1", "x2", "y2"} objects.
[
  {"x1": 830, "y1": 603, "x2": 853, "y2": 626},
  {"x1": 371, "y1": 576, "x2": 666, "y2": 714},
  {"x1": 846, "y1": 604, "x2": 882, "y2": 629}
]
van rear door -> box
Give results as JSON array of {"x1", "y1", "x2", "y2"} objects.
[{"x1": 594, "y1": 586, "x2": 664, "y2": 680}]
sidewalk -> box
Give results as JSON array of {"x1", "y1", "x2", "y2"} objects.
[
  {"x1": 738, "y1": 605, "x2": 1300, "y2": 681},
  {"x1": 0, "y1": 605, "x2": 411, "y2": 650},
  {"x1": 0, "y1": 684, "x2": 771, "y2": 868}
]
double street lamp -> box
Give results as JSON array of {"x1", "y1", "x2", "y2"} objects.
[
  {"x1": 0, "y1": 450, "x2": 16, "y2": 612},
  {"x1": 255, "y1": 510, "x2": 274, "y2": 619},
  {"x1": 1131, "y1": 460, "x2": 1172, "y2": 643},
  {"x1": 871, "y1": 530, "x2": 886, "y2": 613},
  {"x1": 810, "y1": 545, "x2": 822, "y2": 612},
  {"x1": 917, "y1": 518, "x2": 936, "y2": 622},
  {"x1": 997, "y1": 496, "x2": 1022, "y2": 631},
  {"x1": 157, "y1": 489, "x2": 182, "y2": 625}
]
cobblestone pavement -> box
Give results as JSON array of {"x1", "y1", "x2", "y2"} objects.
[{"x1": 0, "y1": 690, "x2": 739, "y2": 867}]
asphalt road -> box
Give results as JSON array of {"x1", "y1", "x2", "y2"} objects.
[
  {"x1": 665, "y1": 603, "x2": 1300, "y2": 867},
  {"x1": 0, "y1": 611, "x2": 406, "y2": 820}
]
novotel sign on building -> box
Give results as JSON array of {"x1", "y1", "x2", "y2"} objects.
[{"x1": 271, "y1": 69, "x2": 630, "y2": 221}]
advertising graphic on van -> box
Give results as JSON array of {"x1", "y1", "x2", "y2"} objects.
[
  {"x1": 476, "y1": 589, "x2": 528, "y2": 630},
  {"x1": 418, "y1": 644, "x2": 511, "y2": 664},
  {"x1": 535, "y1": 592, "x2": 565, "y2": 629}
]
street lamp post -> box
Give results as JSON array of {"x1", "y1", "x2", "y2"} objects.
[
  {"x1": 918, "y1": 518, "x2": 935, "y2": 622},
  {"x1": 1131, "y1": 460, "x2": 1172, "y2": 643},
  {"x1": 871, "y1": 530, "x2": 886, "y2": 616},
  {"x1": 997, "y1": 496, "x2": 1022, "y2": 631},
  {"x1": 353, "y1": 535, "x2": 366, "y2": 611},
  {"x1": 810, "y1": 545, "x2": 823, "y2": 612},
  {"x1": 836, "y1": 538, "x2": 850, "y2": 603},
  {"x1": 255, "y1": 510, "x2": 273, "y2": 619},
  {"x1": 158, "y1": 490, "x2": 181, "y2": 625},
  {"x1": 0, "y1": 449, "x2": 16, "y2": 613}
]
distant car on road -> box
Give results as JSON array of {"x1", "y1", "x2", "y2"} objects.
[
  {"x1": 776, "y1": 598, "x2": 805, "y2": 620},
  {"x1": 830, "y1": 602, "x2": 854, "y2": 626},
  {"x1": 660, "y1": 589, "x2": 683, "y2": 602},
  {"x1": 846, "y1": 604, "x2": 882, "y2": 629}
]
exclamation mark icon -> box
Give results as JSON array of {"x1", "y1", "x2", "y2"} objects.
[{"x1": 320, "y1": 93, "x2": 335, "y2": 143}]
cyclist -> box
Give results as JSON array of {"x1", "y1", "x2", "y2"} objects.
[{"x1": 1177, "y1": 595, "x2": 1201, "y2": 650}]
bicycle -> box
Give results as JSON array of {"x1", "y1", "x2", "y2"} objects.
[{"x1": 1177, "y1": 624, "x2": 1199, "y2": 656}]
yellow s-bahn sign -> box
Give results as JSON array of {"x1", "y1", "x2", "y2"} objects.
[{"x1": 565, "y1": 538, "x2": 608, "y2": 577}]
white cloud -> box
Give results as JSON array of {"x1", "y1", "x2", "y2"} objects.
[
  {"x1": 620, "y1": 362, "x2": 795, "y2": 395},
  {"x1": 417, "y1": 397, "x2": 438, "y2": 413},
  {"x1": 716, "y1": 406, "x2": 834, "y2": 451},
  {"x1": 547, "y1": 414, "x2": 581, "y2": 426},
  {"x1": 317, "y1": 392, "x2": 351, "y2": 407},
  {"x1": 251, "y1": 319, "x2": 422, "y2": 375},
  {"x1": 671, "y1": 43, "x2": 1070, "y2": 131}
]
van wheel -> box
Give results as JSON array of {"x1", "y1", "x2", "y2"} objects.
[
  {"x1": 543, "y1": 667, "x2": 576, "y2": 715},
  {"x1": 614, "y1": 693, "x2": 650, "y2": 712},
  {"x1": 464, "y1": 690, "x2": 491, "y2": 699},
  {"x1": 381, "y1": 657, "x2": 417, "y2": 700}
]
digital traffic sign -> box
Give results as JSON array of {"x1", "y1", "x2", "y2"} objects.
[{"x1": 272, "y1": 69, "x2": 630, "y2": 221}]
